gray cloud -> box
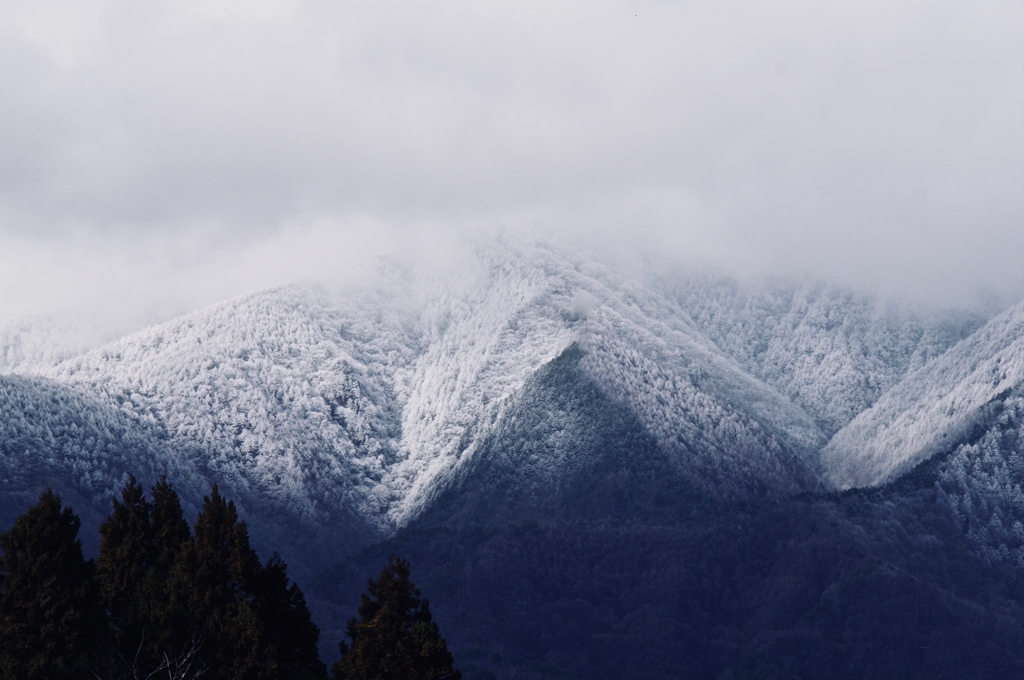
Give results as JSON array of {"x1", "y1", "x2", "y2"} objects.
[{"x1": 0, "y1": 0, "x2": 1021, "y2": 330}]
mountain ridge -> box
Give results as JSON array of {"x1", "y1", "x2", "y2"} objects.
[
  {"x1": 0, "y1": 240, "x2": 1018, "y2": 579},
  {"x1": 822, "y1": 300, "x2": 1024, "y2": 489},
  {"x1": 4, "y1": 241, "x2": 1024, "y2": 678}
]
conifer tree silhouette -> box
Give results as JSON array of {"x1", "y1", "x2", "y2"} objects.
[
  {"x1": 332, "y1": 555, "x2": 460, "y2": 680},
  {"x1": 173, "y1": 485, "x2": 326, "y2": 680},
  {"x1": 96, "y1": 479, "x2": 325, "y2": 680},
  {"x1": 254, "y1": 553, "x2": 327, "y2": 680},
  {"x1": 97, "y1": 475, "x2": 194, "y2": 674},
  {"x1": 0, "y1": 488, "x2": 101, "y2": 680}
]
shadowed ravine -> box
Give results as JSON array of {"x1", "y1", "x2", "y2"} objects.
[
  {"x1": 3, "y1": 253, "x2": 1023, "y2": 678},
  {"x1": 312, "y1": 345, "x2": 1024, "y2": 679}
]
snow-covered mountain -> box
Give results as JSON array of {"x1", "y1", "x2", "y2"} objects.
[
  {"x1": 663, "y1": 275, "x2": 987, "y2": 438},
  {"x1": 0, "y1": 316, "x2": 114, "y2": 375},
  {"x1": 822, "y1": 300, "x2": 1024, "y2": 489},
  {"x1": 0, "y1": 239, "x2": 1017, "y2": 577},
  {"x1": 0, "y1": 373, "x2": 194, "y2": 550}
]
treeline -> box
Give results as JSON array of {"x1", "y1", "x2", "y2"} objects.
[{"x1": 0, "y1": 480, "x2": 460, "y2": 680}]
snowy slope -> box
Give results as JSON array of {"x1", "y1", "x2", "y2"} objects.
[
  {"x1": 822, "y1": 300, "x2": 1024, "y2": 489},
  {"x1": 0, "y1": 239, "x2": 837, "y2": 550},
  {"x1": 39, "y1": 284, "x2": 420, "y2": 539},
  {"x1": 0, "y1": 316, "x2": 112, "y2": 375},
  {"x1": 664, "y1": 275, "x2": 985, "y2": 437},
  {"x1": 386, "y1": 243, "x2": 828, "y2": 522},
  {"x1": 0, "y1": 373, "x2": 207, "y2": 557},
  {"x1": 574, "y1": 276, "x2": 826, "y2": 494},
  {"x1": 9, "y1": 236, "x2": 1017, "y2": 575},
  {"x1": 0, "y1": 374, "x2": 191, "y2": 502},
  {"x1": 0, "y1": 285, "x2": 428, "y2": 572},
  {"x1": 930, "y1": 392, "x2": 1024, "y2": 567}
]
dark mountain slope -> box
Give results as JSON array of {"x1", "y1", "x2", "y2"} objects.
[
  {"x1": 2, "y1": 243, "x2": 1021, "y2": 677},
  {"x1": 316, "y1": 491, "x2": 1024, "y2": 679},
  {"x1": 879, "y1": 388, "x2": 1024, "y2": 570},
  {"x1": 422, "y1": 343, "x2": 720, "y2": 528},
  {"x1": 314, "y1": 349, "x2": 1024, "y2": 680},
  {"x1": 0, "y1": 374, "x2": 196, "y2": 555}
]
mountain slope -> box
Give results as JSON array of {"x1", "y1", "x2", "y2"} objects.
[
  {"x1": 822, "y1": 300, "x2": 1024, "y2": 489},
  {"x1": 317, "y1": 347, "x2": 1024, "y2": 679},
  {"x1": 45, "y1": 285, "x2": 412, "y2": 523},
  {"x1": 885, "y1": 389, "x2": 1024, "y2": 569},
  {"x1": 2, "y1": 239, "x2": 1019, "y2": 586},
  {"x1": 1, "y1": 241, "x2": 833, "y2": 555},
  {"x1": 419, "y1": 343, "x2": 709, "y2": 531},
  {"x1": 3, "y1": 239, "x2": 1024, "y2": 678},
  {"x1": 1, "y1": 284, "x2": 428, "y2": 573},
  {"x1": 664, "y1": 275, "x2": 985, "y2": 437},
  {"x1": 0, "y1": 374, "x2": 200, "y2": 555}
]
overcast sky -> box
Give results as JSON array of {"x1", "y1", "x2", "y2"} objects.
[{"x1": 1, "y1": 0, "x2": 1022, "y2": 333}]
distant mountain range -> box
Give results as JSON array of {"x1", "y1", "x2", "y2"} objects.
[{"x1": 2, "y1": 239, "x2": 1022, "y2": 678}]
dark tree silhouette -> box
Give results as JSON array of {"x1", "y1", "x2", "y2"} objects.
[
  {"x1": 2, "y1": 480, "x2": 326, "y2": 680},
  {"x1": 0, "y1": 488, "x2": 102, "y2": 680},
  {"x1": 98, "y1": 476, "x2": 157, "y2": 661},
  {"x1": 173, "y1": 485, "x2": 327, "y2": 680},
  {"x1": 254, "y1": 553, "x2": 327, "y2": 680},
  {"x1": 332, "y1": 555, "x2": 460, "y2": 680},
  {"x1": 97, "y1": 476, "x2": 195, "y2": 675},
  {"x1": 145, "y1": 477, "x2": 193, "y2": 653}
]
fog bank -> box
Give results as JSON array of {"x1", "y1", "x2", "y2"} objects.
[{"x1": 1, "y1": 0, "x2": 1021, "y2": 333}]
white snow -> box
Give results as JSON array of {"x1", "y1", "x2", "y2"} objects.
[
  {"x1": 2, "y1": 237, "x2": 1012, "y2": 534},
  {"x1": 822, "y1": 300, "x2": 1024, "y2": 488},
  {"x1": 664, "y1": 275, "x2": 984, "y2": 437}
]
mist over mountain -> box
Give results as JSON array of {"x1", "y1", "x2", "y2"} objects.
[
  {"x1": 2, "y1": 239, "x2": 1022, "y2": 677},
  {"x1": 2, "y1": 1, "x2": 1021, "y2": 675}
]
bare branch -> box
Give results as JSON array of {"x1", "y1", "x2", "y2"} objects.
[{"x1": 92, "y1": 635, "x2": 207, "y2": 680}]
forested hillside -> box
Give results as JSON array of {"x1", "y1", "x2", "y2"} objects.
[
  {"x1": 664, "y1": 275, "x2": 986, "y2": 437},
  {"x1": 316, "y1": 344, "x2": 1024, "y2": 679},
  {"x1": 2, "y1": 240, "x2": 1023, "y2": 678}
]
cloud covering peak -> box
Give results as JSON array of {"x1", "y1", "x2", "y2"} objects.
[{"x1": 1, "y1": 0, "x2": 1021, "y2": 330}]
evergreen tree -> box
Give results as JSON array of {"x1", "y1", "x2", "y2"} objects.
[
  {"x1": 332, "y1": 555, "x2": 460, "y2": 680},
  {"x1": 0, "y1": 488, "x2": 102, "y2": 680},
  {"x1": 172, "y1": 485, "x2": 268, "y2": 680},
  {"x1": 97, "y1": 475, "x2": 194, "y2": 674},
  {"x1": 255, "y1": 553, "x2": 328, "y2": 680},
  {"x1": 97, "y1": 476, "x2": 154, "y2": 658},
  {"x1": 4, "y1": 480, "x2": 326, "y2": 680},
  {"x1": 173, "y1": 485, "x2": 327, "y2": 680},
  {"x1": 145, "y1": 476, "x2": 193, "y2": 654},
  {"x1": 149, "y1": 477, "x2": 192, "y2": 575}
]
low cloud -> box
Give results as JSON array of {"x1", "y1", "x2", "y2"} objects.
[{"x1": 1, "y1": 0, "x2": 1021, "y2": 332}]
